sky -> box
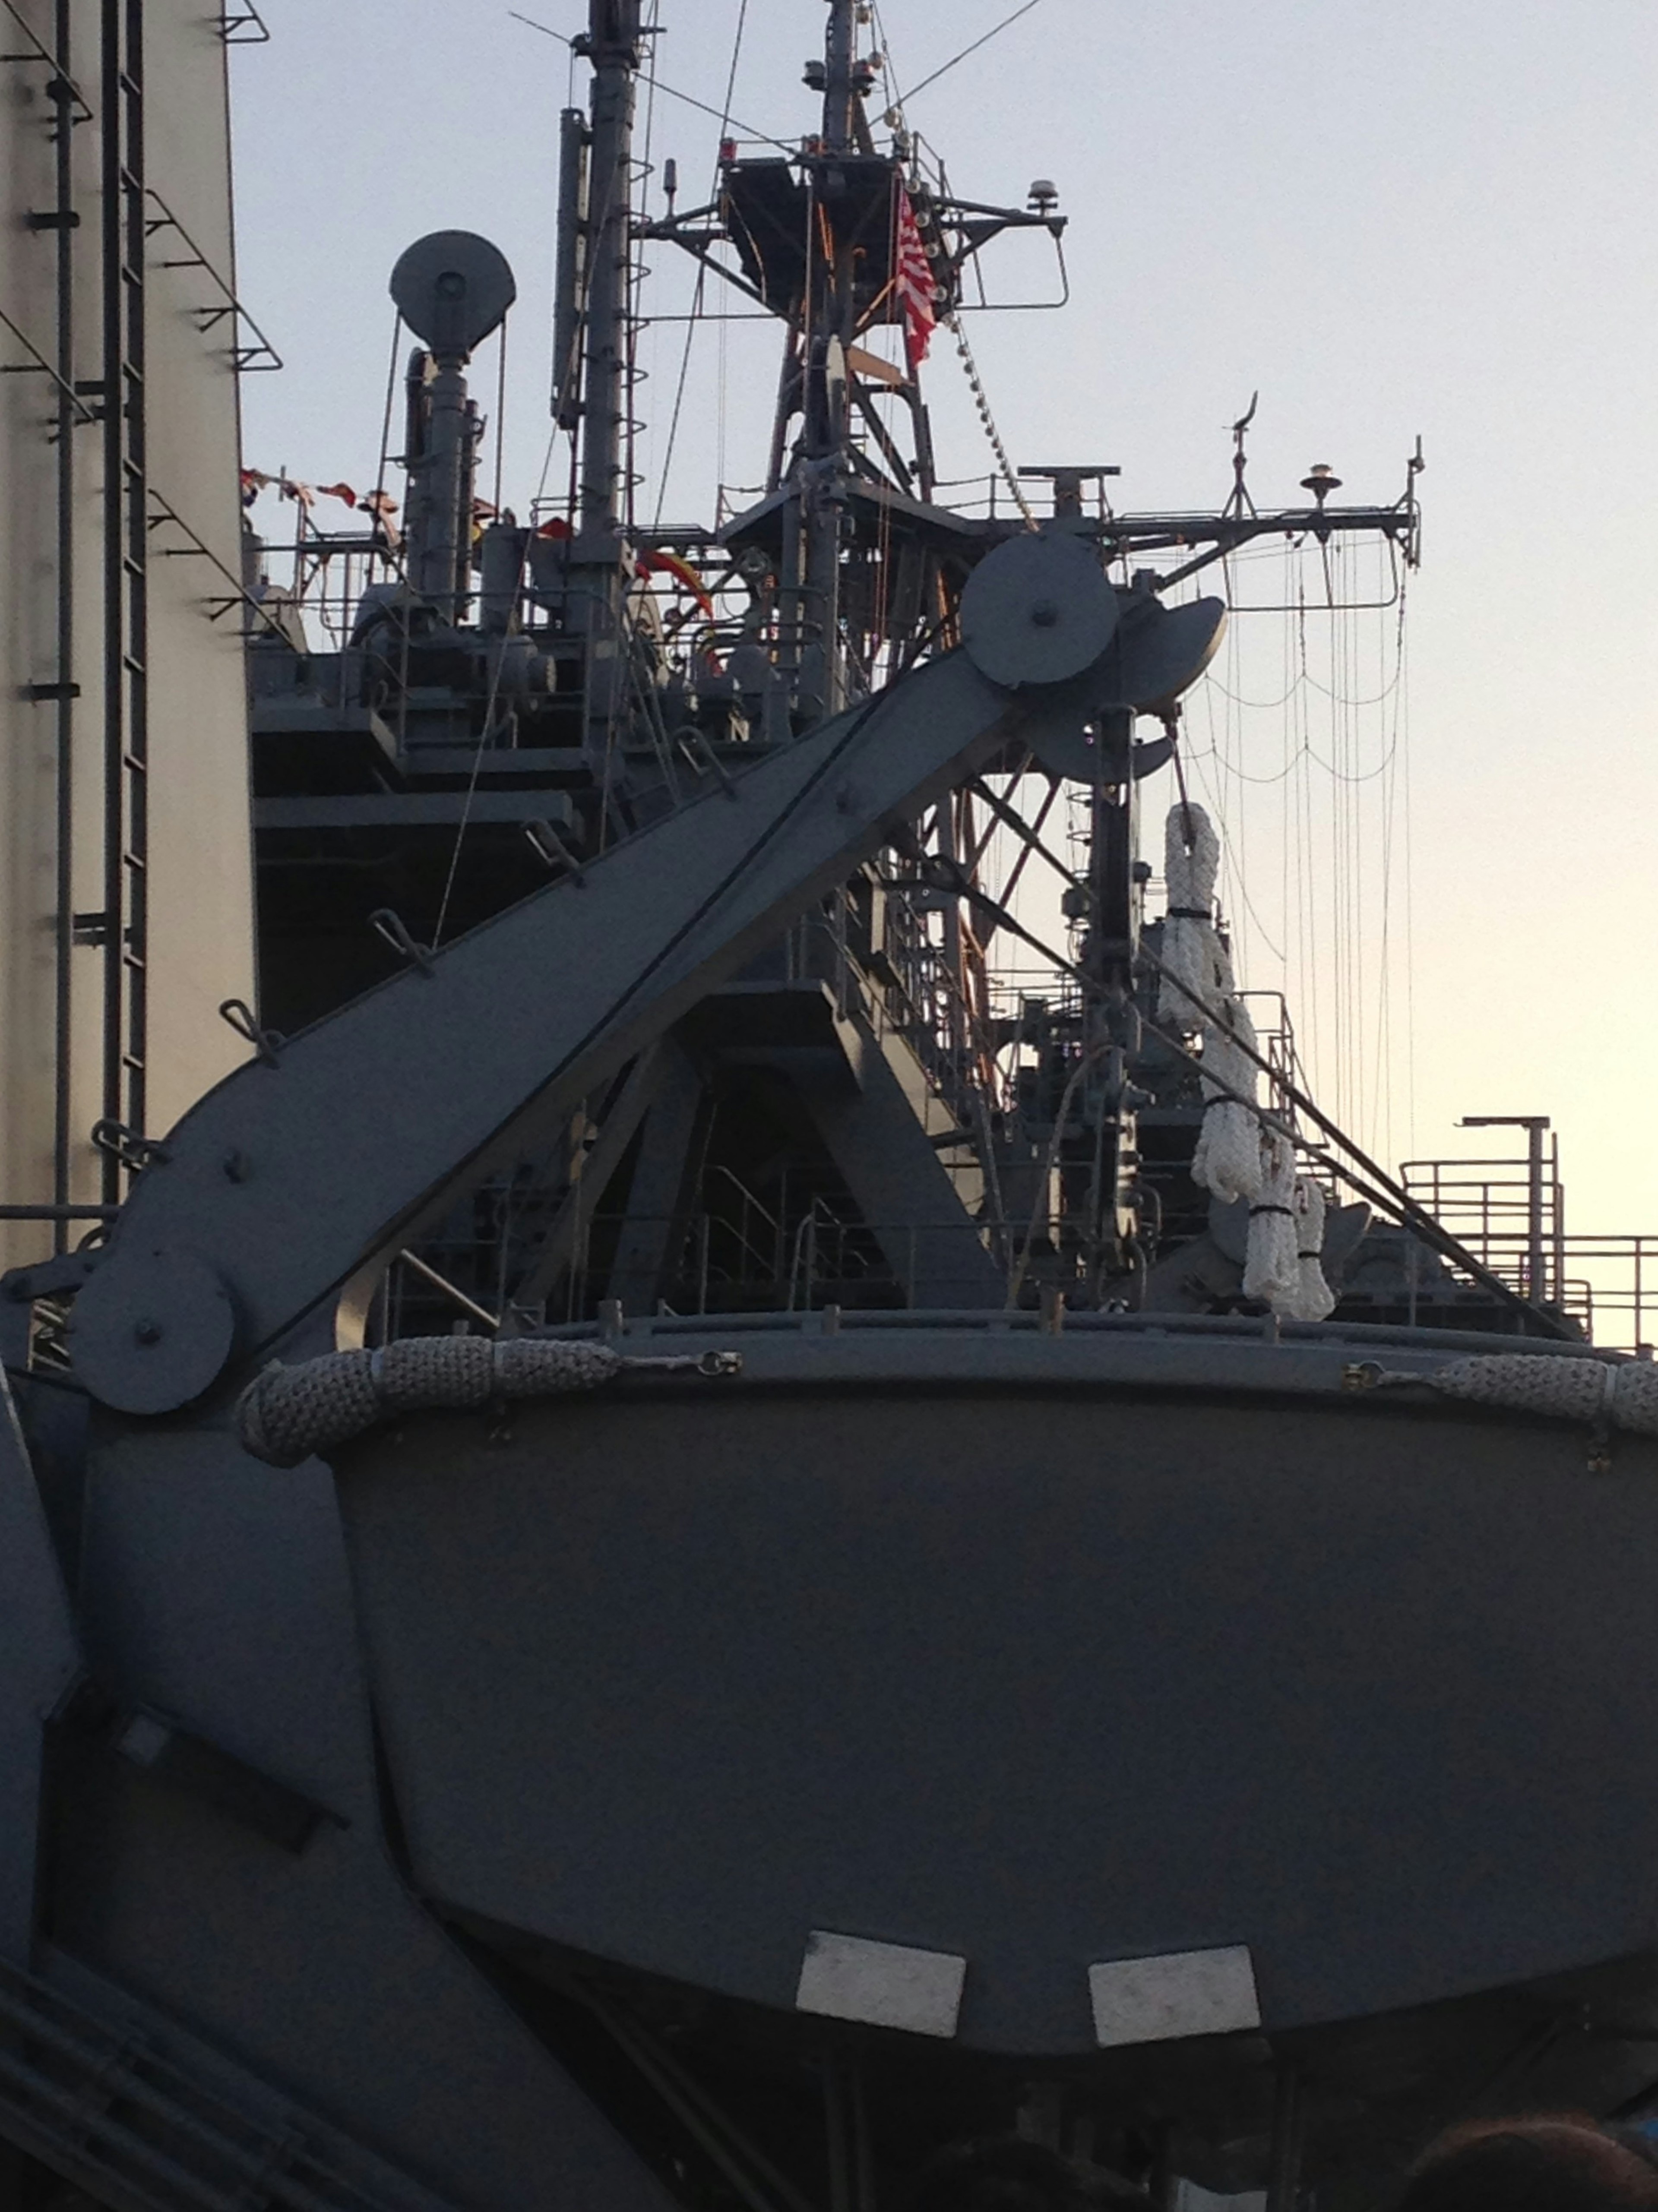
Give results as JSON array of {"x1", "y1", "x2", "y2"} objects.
[{"x1": 230, "y1": 0, "x2": 1658, "y2": 1238}]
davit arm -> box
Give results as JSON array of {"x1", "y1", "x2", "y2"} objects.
[{"x1": 65, "y1": 533, "x2": 1150, "y2": 1416}]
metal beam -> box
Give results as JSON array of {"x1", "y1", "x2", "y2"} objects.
[
  {"x1": 68, "y1": 656, "x2": 1063, "y2": 1410},
  {"x1": 800, "y1": 1008, "x2": 1003, "y2": 1308}
]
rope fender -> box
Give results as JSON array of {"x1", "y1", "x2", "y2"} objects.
[
  {"x1": 235, "y1": 1337, "x2": 740, "y2": 1468},
  {"x1": 1353, "y1": 1353, "x2": 1658, "y2": 1443}
]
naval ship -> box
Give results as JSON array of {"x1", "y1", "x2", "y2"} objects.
[{"x1": 5, "y1": 6, "x2": 1658, "y2": 2210}]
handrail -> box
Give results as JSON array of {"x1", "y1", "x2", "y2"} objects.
[{"x1": 146, "y1": 186, "x2": 282, "y2": 370}]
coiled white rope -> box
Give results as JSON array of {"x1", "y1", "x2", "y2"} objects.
[
  {"x1": 1162, "y1": 803, "x2": 1335, "y2": 1311},
  {"x1": 1243, "y1": 1130, "x2": 1300, "y2": 1308},
  {"x1": 1161, "y1": 803, "x2": 1267, "y2": 1209},
  {"x1": 1190, "y1": 997, "x2": 1266, "y2": 1204},
  {"x1": 234, "y1": 1335, "x2": 740, "y2": 1467},
  {"x1": 1290, "y1": 1176, "x2": 1337, "y2": 1323},
  {"x1": 1158, "y1": 803, "x2": 1225, "y2": 1029}
]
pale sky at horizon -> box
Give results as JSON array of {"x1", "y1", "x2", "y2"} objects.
[{"x1": 230, "y1": 1, "x2": 1658, "y2": 1244}]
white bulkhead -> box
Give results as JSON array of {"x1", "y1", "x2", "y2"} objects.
[{"x1": 0, "y1": 0, "x2": 255, "y2": 1270}]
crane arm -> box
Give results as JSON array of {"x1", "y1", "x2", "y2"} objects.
[{"x1": 66, "y1": 534, "x2": 1124, "y2": 1413}]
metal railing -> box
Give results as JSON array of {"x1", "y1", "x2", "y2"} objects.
[
  {"x1": 475, "y1": 1207, "x2": 1016, "y2": 1324},
  {"x1": 1402, "y1": 1151, "x2": 1566, "y2": 1311},
  {"x1": 1402, "y1": 1150, "x2": 1658, "y2": 1351}
]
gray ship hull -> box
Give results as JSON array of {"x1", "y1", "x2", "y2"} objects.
[{"x1": 336, "y1": 1320, "x2": 1658, "y2": 2059}]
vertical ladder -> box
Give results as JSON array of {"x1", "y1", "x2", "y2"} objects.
[
  {"x1": 99, "y1": 0, "x2": 147, "y2": 1203},
  {"x1": 50, "y1": 0, "x2": 79, "y2": 1246}
]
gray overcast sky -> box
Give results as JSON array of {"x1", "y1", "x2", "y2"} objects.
[{"x1": 231, "y1": 2, "x2": 1658, "y2": 1227}]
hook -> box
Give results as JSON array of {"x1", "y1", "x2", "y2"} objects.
[{"x1": 369, "y1": 907, "x2": 436, "y2": 976}]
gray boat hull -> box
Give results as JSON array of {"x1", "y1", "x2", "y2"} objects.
[{"x1": 336, "y1": 1324, "x2": 1658, "y2": 2057}]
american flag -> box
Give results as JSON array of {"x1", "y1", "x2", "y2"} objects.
[{"x1": 893, "y1": 183, "x2": 937, "y2": 375}]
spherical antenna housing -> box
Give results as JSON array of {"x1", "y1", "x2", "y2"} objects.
[{"x1": 389, "y1": 231, "x2": 517, "y2": 361}]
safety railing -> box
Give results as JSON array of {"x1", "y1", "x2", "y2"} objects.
[
  {"x1": 1401, "y1": 1152, "x2": 1658, "y2": 1351},
  {"x1": 1402, "y1": 1153, "x2": 1567, "y2": 1311}
]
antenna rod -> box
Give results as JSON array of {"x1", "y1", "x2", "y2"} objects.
[
  {"x1": 822, "y1": 0, "x2": 856, "y2": 153},
  {"x1": 794, "y1": 0, "x2": 863, "y2": 719}
]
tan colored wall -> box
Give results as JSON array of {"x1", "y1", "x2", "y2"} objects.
[{"x1": 0, "y1": 1, "x2": 255, "y2": 1271}]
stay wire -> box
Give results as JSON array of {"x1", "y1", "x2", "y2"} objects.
[
  {"x1": 893, "y1": 0, "x2": 1044, "y2": 107},
  {"x1": 492, "y1": 315, "x2": 508, "y2": 518},
  {"x1": 439, "y1": 2, "x2": 654, "y2": 932},
  {"x1": 433, "y1": 395, "x2": 564, "y2": 949},
  {"x1": 652, "y1": 0, "x2": 747, "y2": 527},
  {"x1": 508, "y1": 12, "x2": 791, "y2": 155},
  {"x1": 943, "y1": 865, "x2": 1566, "y2": 1335}
]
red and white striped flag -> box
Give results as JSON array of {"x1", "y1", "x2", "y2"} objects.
[{"x1": 893, "y1": 183, "x2": 936, "y2": 375}]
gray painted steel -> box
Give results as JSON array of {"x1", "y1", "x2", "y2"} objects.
[
  {"x1": 70, "y1": 633, "x2": 1098, "y2": 1412},
  {"x1": 0, "y1": 1368, "x2": 80, "y2": 1964},
  {"x1": 2, "y1": 1945, "x2": 464, "y2": 2212},
  {"x1": 63, "y1": 1419, "x2": 677, "y2": 2212},
  {"x1": 332, "y1": 1337, "x2": 1658, "y2": 2053}
]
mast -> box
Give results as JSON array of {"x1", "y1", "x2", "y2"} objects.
[
  {"x1": 795, "y1": 0, "x2": 861, "y2": 719},
  {"x1": 820, "y1": 0, "x2": 857, "y2": 153},
  {"x1": 575, "y1": 0, "x2": 642, "y2": 537}
]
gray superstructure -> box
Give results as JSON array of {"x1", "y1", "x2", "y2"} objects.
[{"x1": 3, "y1": 9, "x2": 1656, "y2": 2212}]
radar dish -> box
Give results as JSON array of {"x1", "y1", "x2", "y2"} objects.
[{"x1": 389, "y1": 231, "x2": 517, "y2": 359}]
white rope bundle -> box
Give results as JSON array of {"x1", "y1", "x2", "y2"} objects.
[
  {"x1": 1243, "y1": 1131, "x2": 1300, "y2": 1308},
  {"x1": 1288, "y1": 1176, "x2": 1336, "y2": 1323},
  {"x1": 1190, "y1": 999, "x2": 1266, "y2": 1204},
  {"x1": 235, "y1": 1335, "x2": 623, "y2": 1467},
  {"x1": 1428, "y1": 1353, "x2": 1658, "y2": 1436},
  {"x1": 1158, "y1": 803, "x2": 1224, "y2": 1029}
]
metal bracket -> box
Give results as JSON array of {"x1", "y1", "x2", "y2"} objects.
[
  {"x1": 218, "y1": 997, "x2": 284, "y2": 1067},
  {"x1": 369, "y1": 909, "x2": 436, "y2": 976},
  {"x1": 89, "y1": 1120, "x2": 171, "y2": 1174}
]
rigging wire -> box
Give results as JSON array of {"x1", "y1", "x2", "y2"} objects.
[
  {"x1": 432, "y1": 404, "x2": 565, "y2": 949},
  {"x1": 946, "y1": 313, "x2": 1035, "y2": 526},
  {"x1": 507, "y1": 12, "x2": 791, "y2": 154},
  {"x1": 624, "y1": 0, "x2": 664, "y2": 533},
  {"x1": 1178, "y1": 532, "x2": 1416, "y2": 1165},
  {"x1": 652, "y1": 0, "x2": 747, "y2": 526},
  {"x1": 370, "y1": 311, "x2": 405, "y2": 559},
  {"x1": 946, "y1": 858, "x2": 1562, "y2": 1335},
  {"x1": 892, "y1": 0, "x2": 1044, "y2": 108},
  {"x1": 492, "y1": 315, "x2": 508, "y2": 518}
]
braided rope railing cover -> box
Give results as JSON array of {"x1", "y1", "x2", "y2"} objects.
[
  {"x1": 237, "y1": 1337, "x2": 636, "y2": 1466},
  {"x1": 1428, "y1": 1353, "x2": 1658, "y2": 1435},
  {"x1": 1349, "y1": 1352, "x2": 1658, "y2": 1443},
  {"x1": 238, "y1": 1337, "x2": 1658, "y2": 1472}
]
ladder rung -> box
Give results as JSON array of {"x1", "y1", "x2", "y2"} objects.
[{"x1": 120, "y1": 654, "x2": 146, "y2": 676}]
